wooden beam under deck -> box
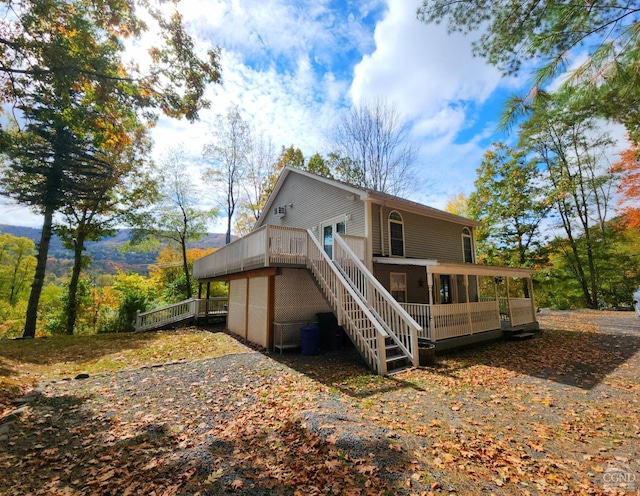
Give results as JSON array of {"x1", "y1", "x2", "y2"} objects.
[{"x1": 197, "y1": 267, "x2": 280, "y2": 283}]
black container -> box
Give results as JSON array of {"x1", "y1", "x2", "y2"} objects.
[{"x1": 316, "y1": 312, "x2": 343, "y2": 351}]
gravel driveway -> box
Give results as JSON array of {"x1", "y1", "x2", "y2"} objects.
[{"x1": 1, "y1": 309, "x2": 639, "y2": 495}]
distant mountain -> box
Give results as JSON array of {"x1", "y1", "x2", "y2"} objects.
[{"x1": 0, "y1": 225, "x2": 229, "y2": 276}]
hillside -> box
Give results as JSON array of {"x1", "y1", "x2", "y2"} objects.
[{"x1": 0, "y1": 225, "x2": 228, "y2": 276}]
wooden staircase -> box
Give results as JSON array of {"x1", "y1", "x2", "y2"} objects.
[
  {"x1": 305, "y1": 230, "x2": 420, "y2": 375},
  {"x1": 384, "y1": 337, "x2": 412, "y2": 374}
]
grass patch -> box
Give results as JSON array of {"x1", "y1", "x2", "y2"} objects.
[{"x1": 0, "y1": 327, "x2": 247, "y2": 412}]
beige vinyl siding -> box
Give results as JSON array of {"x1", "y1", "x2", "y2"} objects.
[
  {"x1": 260, "y1": 173, "x2": 366, "y2": 237},
  {"x1": 371, "y1": 204, "x2": 470, "y2": 263}
]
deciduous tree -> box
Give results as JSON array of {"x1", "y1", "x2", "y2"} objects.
[
  {"x1": 203, "y1": 106, "x2": 251, "y2": 245},
  {"x1": 234, "y1": 133, "x2": 277, "y2": 236},
  {"x1": 330, "y1": 98, "x2": 417, "y2": 195},
  {"x1": 0, "y1": 0, "x2": 221, "y2": 338},
  {"x1": 468, "y1": 143, "x2": 550, "y2": 269},
  {"x1": 520, "y1": 92, "x2": 618, "y2": 309},
  {"x1": 0, "y1": 234, "x2": 36, "y2": 307},
  {"x1": 133, "y1": 149, "x2": 216, "y2": 300},
  {"x1": 612, "y1": 143, "x2": 640, "y2": 230}
]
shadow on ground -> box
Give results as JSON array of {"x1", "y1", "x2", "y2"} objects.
[{"x1": 269, "y1": 311, "x2": 640, "y2": 392}]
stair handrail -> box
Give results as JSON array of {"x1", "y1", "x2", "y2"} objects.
[
  {"x1": 135, "y1": 297, "x2": 196, "y2": 332},
  {"x1": 333, "y1": 233, "x2": 421, "y2": 367},
  {"x1": 305, "y1": 229, "x2": 389, "y2": 375}
]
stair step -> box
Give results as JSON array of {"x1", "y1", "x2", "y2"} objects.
[
  {"x1": 509, "y1": 332, "x2": 535, "y2": 340},
  {"x1": 386, "y1": 354, "x2": 409, "y2": 363},
  {"x1": 386, "y1": 365, "x2": 412, "y2": 376}
]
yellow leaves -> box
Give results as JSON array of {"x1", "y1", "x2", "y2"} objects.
[{"x1": 57, "y1": 25, "x2": 77, "y2": 38}]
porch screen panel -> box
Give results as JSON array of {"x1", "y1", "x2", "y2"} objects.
[
  {"x1": 247, "y1": 276, "x2": 269, "y2": 348},
  {"x1": 228, "y1": 279, "x2": 247, "y2": 337}
]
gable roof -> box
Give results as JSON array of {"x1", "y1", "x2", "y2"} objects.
[{"x1": 256, "y1": 166, "x2": 481, "y2": 229}]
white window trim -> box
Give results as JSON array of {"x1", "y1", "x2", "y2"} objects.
[
  {"x1": 390, "y1": 272, "x2": 407, "y2": 302},
  {"x1": 319, "y1": 214, "x2": 348, "y2": 236},
  {"x1": 388, "y1": 210, "x2": 405, "y2": 258},
  {"x1": 462, "y1": 227, "x2": 474, "y2": 264}
]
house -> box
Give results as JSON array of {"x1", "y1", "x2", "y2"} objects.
[{"x1": 192, "y1": 166, "x2": 538, "y2": 375}]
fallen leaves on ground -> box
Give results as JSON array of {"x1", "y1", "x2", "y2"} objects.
[{"x1": 1, "y1": 311, "x2": 639, "y2": 495}]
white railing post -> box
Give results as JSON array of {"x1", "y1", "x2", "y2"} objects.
[
  {"x1": 528, "y1": 277, "x2": 537, "y2": 323},
  {"x1": 264, "y1": 225, "x2": 270, "y2": 267},
  {"x1": 377, "y1": 333, "x2": 387, "y2": 375},
  {"x1": 305, "y1": 229, "x2": 390, "y2": 375},
  {"x1": 333, "y1": 233, "x2": 421, "y2": 366}
]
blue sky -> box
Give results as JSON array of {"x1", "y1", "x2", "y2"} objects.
[
  {"x1": 149, "y1": 0, "x2": 518, "y2": 214},
  {"x1": 1, "y1": 0, "x2": 624, "y2": 230}
]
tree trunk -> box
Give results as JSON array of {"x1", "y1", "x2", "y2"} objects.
[
  {"x1": 23, "y1": 205, "x2": 54, "y2": 338},
  {"x1": 65, "y1": 234, "x2": 86, "y2": 335},
  {"x1": 181, "y1": 239, "x2": 192, "y2": 299},
  {"x1": 226, "y1": 214, "x2": 232, "y2": 245}
]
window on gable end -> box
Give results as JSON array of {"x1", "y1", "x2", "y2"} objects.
[
  {"x1": 388, "y1": 211, "x2": 404, "y2": 257},
  {"x1": 462, "y1": 227, "x2": 474, "y2": 263}
]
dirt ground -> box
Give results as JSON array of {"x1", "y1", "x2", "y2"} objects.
[{"x1": 1, "y1": 309, "x2": 639, "y2": 495}]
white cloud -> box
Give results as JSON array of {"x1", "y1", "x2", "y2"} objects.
[
  {"x1": 14, "y1": 0, "x2": 628, "y2": 235},
  {"x1": 0, "y1": 200, "x2": 42, "y2": 228},
  {"x1": 350, "y1": 0, "x2": 502, "y2": 119},
  {"x1": 347, "y1": 0, "x2": 508, "y2": 207}
]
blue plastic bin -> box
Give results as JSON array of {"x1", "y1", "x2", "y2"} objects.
[{"x1": 300, "y1": 325, "x2": 320, "y2": 355}]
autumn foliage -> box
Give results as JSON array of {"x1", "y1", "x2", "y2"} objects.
[{"x1": 613, "y1": 142, "x2": 640, "y2": 230}]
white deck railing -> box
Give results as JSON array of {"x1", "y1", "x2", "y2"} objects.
[
  {"x1": 306, "y1": 230, "x2": 389, "y2": 375},
  {"x1": 507, "y1": 298, "x2": 535, "y2": 326},
  {"x1": 334, "y1": 233, "x2": 420, "y2": 367},
  {"x1": 401, "y1": 299, "x2": 535, "y2": 341},
  {"x1": 135, "y1": 297, "x2": 228, "y2": 332},
  {"x1": 193, "y1": 225, "x2": 308, "y2": 279},
  {"x1": 340, "y1": 234, "x2": 366, "y2": 262}
]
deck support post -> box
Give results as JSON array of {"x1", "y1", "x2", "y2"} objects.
[
  {"x1": 427, "y1": 271, "x2": 434, "y2": 341},
  {"x1": 464, "y1": 274, "x2": 473, "y2": 335},
  {"x1": 528, "y1": 277, "x2": 537, "y2": 323},
  {"x1": 506, "y1": 277, "x2": 513, "y2": 326}
]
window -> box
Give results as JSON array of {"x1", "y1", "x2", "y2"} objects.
[
  {"x1": 388, "y1": 211, "x2": 404, "y2": 257},
  {"x1": 462, "y1": 228, "x2": 473, "y2": 263},
  {"x1": 390, "y1": 273, "x2": 407, "y2": 303},
  {"x1": 439, "y1": 275, "x2": 452, "y2": 304}
]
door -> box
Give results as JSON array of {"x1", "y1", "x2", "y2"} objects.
[{"x1": 321, "y1": 218, "x2": 346, "y2": 258}]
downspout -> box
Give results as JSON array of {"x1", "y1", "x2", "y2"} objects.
[
  {"x1": 379, "y1": 204, "x2": 385, "y2": 257},
  {"x1": 427, "y1": 269, "x2": 434, "y2": 341},
  {"x1": 364, "y1": 199, "x2": 373, "y2": 272}
]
